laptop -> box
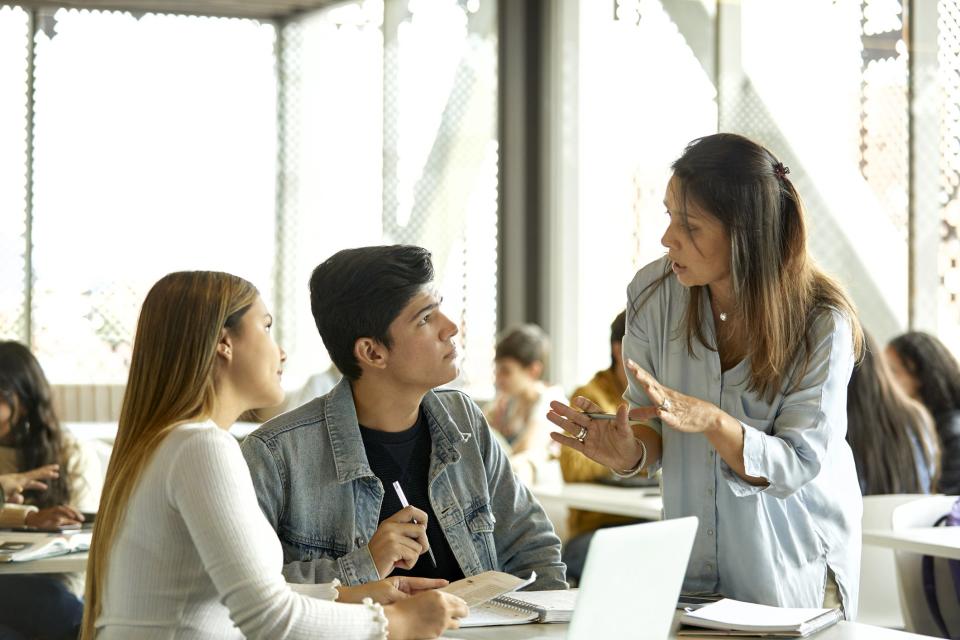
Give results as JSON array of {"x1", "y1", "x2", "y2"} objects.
[{"x1": 566, "y1": 516, "x2": 698, "y2": 640}]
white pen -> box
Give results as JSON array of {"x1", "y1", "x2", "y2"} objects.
[
  {"x1": 584, "y1": 412, "x2": 646, "y2": 424},
  {"x1": 392, "y1": 480, "x2": 438, "y2": 569}
]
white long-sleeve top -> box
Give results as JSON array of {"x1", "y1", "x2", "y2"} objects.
[{"x1": 96, "y1": 421, "x2": 388, "y2": 639}]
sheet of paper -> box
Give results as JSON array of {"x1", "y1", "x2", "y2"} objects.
[{"x1": 439, "y1": 570, "x2": 536, "y2": 607}]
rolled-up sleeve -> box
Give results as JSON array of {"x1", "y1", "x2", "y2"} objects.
[{"x1": 721, "y1": 311, "x2": 855, "y2": 499}]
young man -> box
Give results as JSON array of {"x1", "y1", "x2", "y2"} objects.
[{"x1": 241, "y1": 245, "x2": 566, "y2": 589}]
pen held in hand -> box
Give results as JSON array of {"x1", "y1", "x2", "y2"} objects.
[
  {"x1": 583, "y1": 412, "x2": 646, "y2": 424},
  {"x1": 392, "y1": 480, "x2": 438, "y2": 569}
]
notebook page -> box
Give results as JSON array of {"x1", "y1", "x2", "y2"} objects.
[
  {"x1": 440, "y1": 570, "x2": 537, "y2": 607},
  {"x1": 458, "y1": 602, "x2": 538, "y2": 628}
]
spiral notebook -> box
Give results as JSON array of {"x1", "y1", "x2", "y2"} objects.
[{"x1": 459, "y1": 589, "x2": 578, "y2": 627}]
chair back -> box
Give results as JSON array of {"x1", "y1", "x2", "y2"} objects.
[
  {"x1": 859, "y1": 494, "x2": 928, "y2": 628},
  {"x1": 892, "y1": 495, "x2": 960, "y2": 636}
]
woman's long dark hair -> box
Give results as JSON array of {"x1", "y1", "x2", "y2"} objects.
[
  {"x1": 0, "y1": 341, "x2": 75, "y2": 507},
  {"x1": 635, "y1": 133, "x2": 863, "y2": 401},
  {"x1": 847, "y1": 331, "x2": 940, "y2": 494},
  {"x1": 888, "y1": 331, "x2": 960, "y2": 418}
]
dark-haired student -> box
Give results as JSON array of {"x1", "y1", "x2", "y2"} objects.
[
  {"x1": 887, "y1": 331, "x2": 960, "y2": 494},
  {"x1": 847, "y1": 331, "x2": 939, "y2": 495},
  {"x1": 242, "y1": 245, "x2": 566, "y2": 590},
  {"x1": 548, "y1": 133, "x2": 863, "y2": 617}
]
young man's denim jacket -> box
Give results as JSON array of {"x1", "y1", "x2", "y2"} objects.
[{"x1": 240, "y1": 378, "x2": 567, "y2": 590}]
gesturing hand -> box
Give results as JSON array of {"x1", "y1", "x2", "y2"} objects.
[
  {"x1": 625, "y1": 359, "x2": 720, "y2": 434},
  {"x1": 0, "y1": 464, "x2": 60, "y2": 502},
  {"x1": 547, "y1": 397, "x2": 645, "y2": 471},
  {"x1": 367, "y1": 505, "x2": 431, "y2": 578}
]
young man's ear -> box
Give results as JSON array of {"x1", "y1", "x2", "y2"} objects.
[{"x1": 354, "y1": 337, "x2": 388, "y2": 373}]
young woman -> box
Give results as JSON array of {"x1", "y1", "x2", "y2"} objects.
[
  {"x1": 548, "y1": 133, "x2": 864, "y2": 617},
  {"x1": 0, "y1": 342, "x2": 101, "y2": 528},
  {"x1": 847, "y1": 331, "x2": 939, "y2": 495},
  {"x1": 0, "y1": 342, "x2": 102, "y2": 639},
  {"x1": 82, "y1": 271, "x2": 467, "y2": 639},
  {"x1": 887, "y1": 331, "x2": 960, "y2": 494}
]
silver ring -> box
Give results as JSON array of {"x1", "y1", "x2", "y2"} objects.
[
  {"x1": 657, "y1": 398, "x2": 672, "y2": 412},
  {"x1": 575, "y1": 425, "x2": 588, "y2": 443}
]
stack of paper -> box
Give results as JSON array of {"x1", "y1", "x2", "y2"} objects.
[{"x1": 679, "y1": 598, "x2": 842, "y2": 637}]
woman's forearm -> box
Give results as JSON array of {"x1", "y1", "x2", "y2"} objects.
[{"x1": 704, "y1": 411, "x2": 768, "y2": 486}]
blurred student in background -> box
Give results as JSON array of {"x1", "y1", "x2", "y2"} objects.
[
  {"x1": 485, "y1": 324, "x2": 566, "y2": 482},
  {"x1": 846, "y1": 331, "x2": 939, "y2": 495},
  {"x1": 887, "y1": 331, "x2": 960, "y2": 494},
  {"x1": 0, "y1": 341, "x2": 101, "y2": 640}
]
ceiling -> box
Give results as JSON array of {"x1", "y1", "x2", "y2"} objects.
[{"x1": 8, "y1": 0, "x2": 340, "y2": 21}]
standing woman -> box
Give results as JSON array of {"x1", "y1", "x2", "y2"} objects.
[
  {"x1": 548, "y1": 133, "x2": 863, "y2": 617},
  {"x1": 82, "y1": 271, "x2": 466, "y2": 639}
]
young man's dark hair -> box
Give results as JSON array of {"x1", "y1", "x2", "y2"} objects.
[{"x1": 310, "y1": 245, "x2": 434, "y2": 380}]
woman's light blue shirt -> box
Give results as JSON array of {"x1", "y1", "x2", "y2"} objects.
[{"x1": 623, "y1": 257, "x2": 862, "y2": 619}]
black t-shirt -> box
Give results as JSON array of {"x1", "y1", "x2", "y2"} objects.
[{"x1": 359, "y1": 410, "x2": 465, "y2": 581}]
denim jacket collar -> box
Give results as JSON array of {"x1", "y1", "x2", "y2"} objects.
[{"x1": 324, "y1": 377, "x2": 473, "y2": 485}]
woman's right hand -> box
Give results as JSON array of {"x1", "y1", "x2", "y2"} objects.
[
  {"x1": 24, "y1": 505, "x2": 83, "y2": 529},
  {"x1": 547, "y1": 397, "x2": 646, "y2": 471},
  {"x1": 0, "y1": 464, "x2": 60, "y2": 501},
  {"x1": 384, "y1": 590, "x2": 468, "y2": 639}
]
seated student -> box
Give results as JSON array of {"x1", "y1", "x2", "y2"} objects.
[
  {"x1": 0, "y1": 465, "x2": 83, "y2": 640},
  {"x1": 846, "y1": 330, "x2": 940, "y2": 495},
  {"x1": 242, "y1": 246, "x2": 566, "y2": 590},
  {"x1": 83, "y1": 271, "x2": 467, "y2": 640},
  {"x1": 560, "y1": 310, "x2": 642, "y2": 582},
  {"x1": 485, "y1": 325, "x2": 567, "y2": 482},
  {"x1": 887, "y1": 331, "x2": 960, "y2": 494},
  {"x1": 0, "y1": 342, "x2": 103, "y2": 640}
]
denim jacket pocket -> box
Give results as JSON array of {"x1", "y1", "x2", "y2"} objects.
[
  {"x1": 465, "y1": 503, "x2": 498, "y2": 570},
  {"x1": 281, "y1": 527, "x2": 352, "y2": 561}
]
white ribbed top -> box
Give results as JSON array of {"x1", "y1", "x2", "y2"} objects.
[{"x1": 96, "y1": 421, "x2": 388, "y2": 639}]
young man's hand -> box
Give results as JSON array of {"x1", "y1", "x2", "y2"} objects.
[{"x1": 367, "y1": 505, "x2": 431, "y2": 578}]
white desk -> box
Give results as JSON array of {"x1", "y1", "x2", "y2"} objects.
[
  {"x1": 863, "y1": 527, "x2": 960, "y2": 561},
  {"x1": 445, "y1": 613, "x2": 935, "y2": 638},
  {"x1": 532, "y1": 482, "x2": 663, "y2": 520},
  {"x1": 0, "y1": 551, "x2": 88, "y2": 574}
]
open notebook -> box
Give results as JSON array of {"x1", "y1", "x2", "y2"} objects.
[
  {"x1": 0, "y1": 530, "x2": 92, "y2": 562},
  {"x1": 679, "y1": 598, "x2": 842, "y2": 637},
  {"x1": 460, "y1": 589, "x2": 578, "y2": 627}
]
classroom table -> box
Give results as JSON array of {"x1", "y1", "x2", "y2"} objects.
[
  {"x1": 862, "y1": 527, "x2": 960, "y2": 561},
  {"x1": 531, "y1": 482, "x2": 663, "y2": 520},
  {"x1": 0, "y1": 551, "x2": 88, "y2": 574},
  {"x1": 444, "y1": 612, "x2": 936, "y2": 638}
]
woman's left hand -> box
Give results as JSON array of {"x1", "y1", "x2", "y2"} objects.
[
  {"x1": 626, "y1": 359, "x2": 720, "y2": 434},
  {"x1": 338, "y1": 576, "x2": 449, "y2": 605}
]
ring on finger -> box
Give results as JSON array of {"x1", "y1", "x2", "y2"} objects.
[
  {"x1": 575, "y1": 425, "x2": 588, "y2": 443},
  {"x1": 657, "y1": 397, "x2": 672, "y2": 412}
]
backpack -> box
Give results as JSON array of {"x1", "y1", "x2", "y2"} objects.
[{"x1": 922, "y1": 497, "x2": 960, "y2": 638}]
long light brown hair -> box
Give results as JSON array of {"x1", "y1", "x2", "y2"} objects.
[
  {"x1": 638, "y1": 133, "x2": 863, "y2": 401},
  {"x1": 81, "y1": 271, "x2": 258, "y2": 638}
]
